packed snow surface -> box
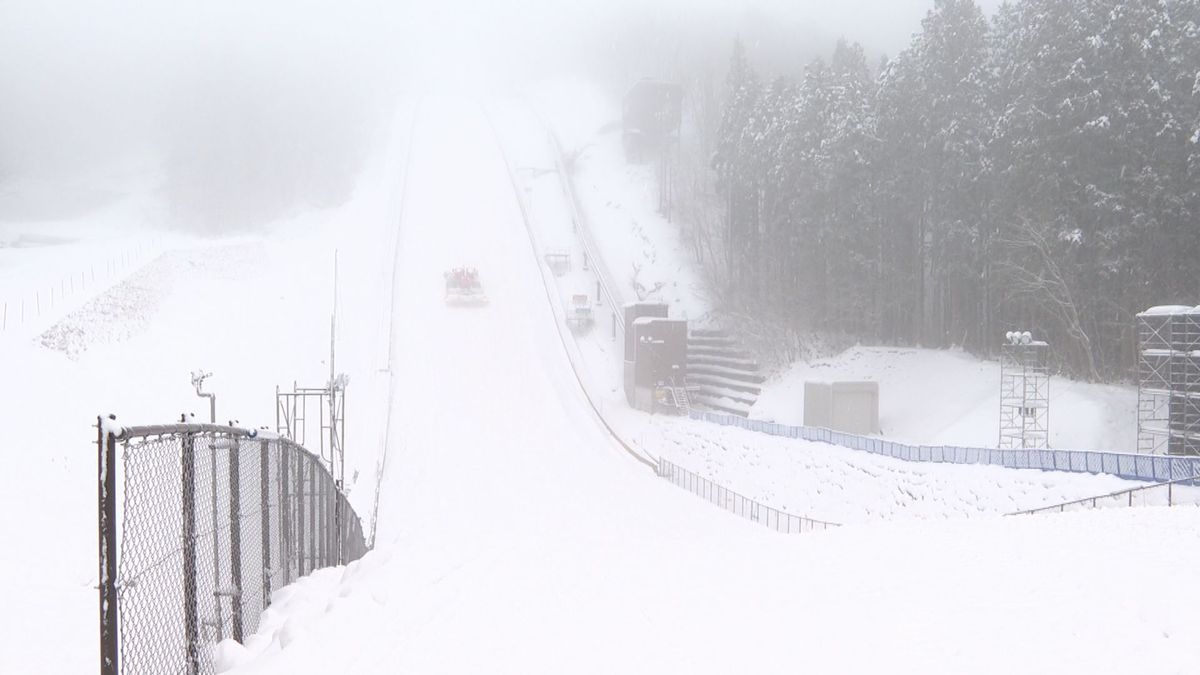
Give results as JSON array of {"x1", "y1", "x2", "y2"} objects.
[{"x1": 222, "y1": 97, "x2": 1200, "y2": 675}]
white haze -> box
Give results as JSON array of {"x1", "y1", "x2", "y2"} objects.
[{"x1": 0, "y1": 0, "x2": 1004, "y2": 231}]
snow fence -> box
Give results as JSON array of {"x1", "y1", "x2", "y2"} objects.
[
  {"x1": 692, "y1": 412, "x2": 1200, "y2": 484},
  {"x1": 658, "y1": 457, "x2": 840, "y2": 533},
  {"x1": 97, "y1": 418, "x2": 368, "y2": 675}
]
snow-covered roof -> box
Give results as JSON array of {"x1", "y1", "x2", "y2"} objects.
[{"x1": 1139, "y1": 305, "x2": 1195, "y2": 316}]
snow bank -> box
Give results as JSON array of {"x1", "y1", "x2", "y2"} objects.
[
  {"x1": 753, "y1": 345, "x2": 1137, "y2": 452},
  {"x1": 229, "y1": 505, "x2": 1200, "y2": 675},
  {"x1": 647, "y1": 416, "x2": 1174, "y2": 523}
]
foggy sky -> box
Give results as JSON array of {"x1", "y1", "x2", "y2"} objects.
[{"x1": 0, "y1": 0, "x2": 1008, "y2": 227}]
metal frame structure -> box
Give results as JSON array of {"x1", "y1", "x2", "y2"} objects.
[
  {"x1": 999, "y1": 336, "x2": 1050, "y2": 449},
  {"x1": 1137, "y1": 308, "x2": 1200, "y2": 455},
  {"x1": 276, "y1": 379, "x2": 346, "y2": 487}
]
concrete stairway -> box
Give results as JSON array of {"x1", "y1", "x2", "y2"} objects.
[{"x1": 686, "y1": 329, "x2": 764, "y2": 417}]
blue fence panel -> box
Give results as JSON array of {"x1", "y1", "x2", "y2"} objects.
[
  {"x1": 701, "y1": 411, "x2": 1197, "y2": 483},
  {"x1": 1041, "y1": 450, "x2": 1058, "y2": 471},
  {"x1": 1075, "y1": 449, "x2": 1094, "y2": 470},
  {"x1": 1153, "y1": 457, "x2": 1170, "y2": 481},
  {"x1": 1169, "y1": 458, "x2": 1200, "y2": 480},
  {"x1": 1117, "y1": 454, "x2": 1137, "y2": 478},
  {"x1": 1100, "y1": 453, "x2": 1118, "y2": 476}
]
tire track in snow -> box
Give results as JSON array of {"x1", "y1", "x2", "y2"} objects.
[{"x1": 370, "y1": 98, "x2": 423, "y2": 548}]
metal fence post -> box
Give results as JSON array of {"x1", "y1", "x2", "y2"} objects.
[
  {"x1": 279, "y1": 443, "x2": 291, "y2": 585},
  {"x1": 316, "y1": 471, "x2": 325, "y2": 567},
  {"x1": 98, "y1": 418, "x2": 119, "y2": 675},
  {"x1": 327, "y1": 479, "x2": 335, "y2": 566},
  {"x1": 260, "y1": 439, "x2": 272, "y2": 610},
  {"x1": 295, "y1": 455, "x2": 305, "y2": 577},
  {"x1": 312, "y1": 461, "x2": 321, "y2": 571},
  {"x1": 181, "y1": 431, "x2": 201, "y2": 675},
  {"x1": 334, "y1": 488, "x2": 343, "y2": 565},
  {"x1": 228, "y1": 436, "x2": 245, "y2": 642}
]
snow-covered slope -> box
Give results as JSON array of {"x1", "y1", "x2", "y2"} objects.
[
  {"x1": 753, "y1": 345, "x2": 1138, "y2": 452},
  {"x1": 527, "y1": 82, "x2": 1138, "y2": 455},
  {"x1": 530, "y1": 81, "x2": 712, "y2": 322},
  {"x1": 215, "y1": 97, "x2": 1200, "y2": 675},
  {"x1": 0, "y1": 104, "x2": 412, "y2": 674}
]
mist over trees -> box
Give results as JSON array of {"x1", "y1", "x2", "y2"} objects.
[
  {"x1": 0, "y1": 0, "x2": 403, "y2": 232},
  {"x1": 694, "y1": 0, "x2": 1200, "y2": 379}
]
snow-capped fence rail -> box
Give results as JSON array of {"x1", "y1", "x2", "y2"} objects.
[
  {"x1": 1010, "y1": 473, "x2": 1200, "y2": 516},
  {"x1": 657, "y1": 457, "x2": 840, "y2": 533},
  {"x1": 97, "y1": 417, "x2": 368, "y2": 675},
  {"x1": 693, "y1": 411, "x2": 1200, "y2": 484}
]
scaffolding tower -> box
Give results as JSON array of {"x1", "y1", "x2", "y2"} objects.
[
  {"x1": 999, "y1": 333, "x2": 1050, "y2": 449},
  {"x1": 1137, "y1": 306, "x2": 1200, "y2": 456},
  {"x1": 276, "y1": 375, "x2": 348, "y2": 486}
]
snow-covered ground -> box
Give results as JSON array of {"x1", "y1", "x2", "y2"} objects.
[
  {"x1": 489, "y1": 91, "x2": 1158, "y2": 527},
  {"x1": 0, "y1": 102, "x2": 412, "y2": 673},
  {"x1": 644, "y1": 417, "x2": 1198, "y2": 523},
  {"x1": 229, "y1": 506, "x2": 1200, "y2": 675},
  {"x1": 529, "y1": 81, "x2": 713, "y2": 322},
  {"x1": 523, "y1": 82, "x2": 1139, "y2": 456},
  {"x1": 4, "y1": 83, "x2": 1197, "y2": 674},
  {"x1": 752, "y1": 345, "x2": 1138, "y2": 452},
  {"x1": 216, "y1": 94, "x2": 1200, "y2": 675}
]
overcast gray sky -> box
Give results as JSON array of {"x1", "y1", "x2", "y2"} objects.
[
  {"x1": 766, "y1": 0, "x2": 1008, "y2": 55},
  {"x1": 0, "y1": 0, "x2": 1012, "y2": 218}
]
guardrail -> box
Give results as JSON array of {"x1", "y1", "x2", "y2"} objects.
[
  {"x1": 97, "y1": 417, "x2": 368, "y2": 675},
  {"x1": 485, "y1": 108, "x2": 655, "y2": 470},
  {"x1": 694, "y1": 411, "x2": 1200, "y2": 483},
  {"x1": 657, "y1": 457, "x2": 840, "y2": 533},
  {"x1": 543, "y1": 124, "x2": 627, "y2": 336},
  {"x1": 1010, "y1": 474, "x2": 1200, "y2": 515}
]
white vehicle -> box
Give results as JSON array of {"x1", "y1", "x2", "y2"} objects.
[{"x1": 566, "y1": 293, "x2": 593, "y2": 331}]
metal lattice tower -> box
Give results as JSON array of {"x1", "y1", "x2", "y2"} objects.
[
  {"x1": 1137, "y1": 306, "x2": 1200, "y2": 456},
  {"x1": 276, "y1": 378, "x2": 347, "y2": 486},
  {"x1": 999, "y1": 333, "x2": 1050, "y2": 449}
]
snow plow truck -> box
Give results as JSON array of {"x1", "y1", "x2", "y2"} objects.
[{"x1": 444, "y1": 267, "x2": 489, "y2": 306}]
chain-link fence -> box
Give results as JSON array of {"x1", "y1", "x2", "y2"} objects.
[
  {"x1": 97, "y1": 418, "x2": 368, "y2": 675},
  {"x1": 656, "y1": 457, "x2": 840, "y2": 533}
]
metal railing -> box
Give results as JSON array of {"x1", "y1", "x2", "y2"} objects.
[
  {"x1": 486, "y1": 110, "x2": 655, "y2": 470},
  {"x1": 695, "y1": 411, "x2": 1200, "y2": 483},
  {"x1": 1010, "y1": 474, "x2": 1200, "y2": 516},
  {"x1": 97, "y1": 416, "x2": 368, "y2": 675},
  {"x1": 543, "y1": 124, "x2": 627, "y2": 336},
  {"x1": 656, "y1": 457, "x2": 840, "y2": 533}
]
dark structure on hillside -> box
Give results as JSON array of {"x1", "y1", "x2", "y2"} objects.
[{"x1": 623, "y1": 302, "x2": 690, "y2": 413}]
